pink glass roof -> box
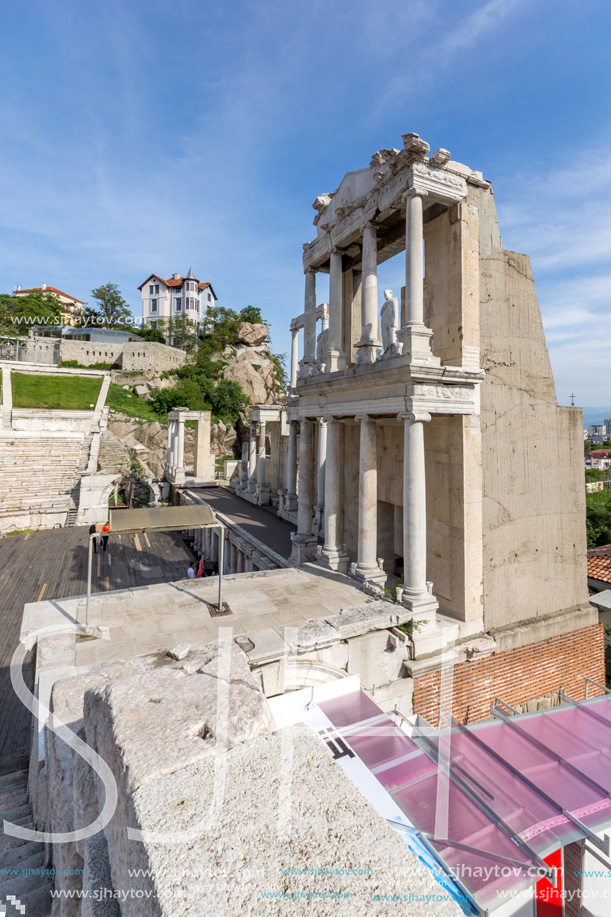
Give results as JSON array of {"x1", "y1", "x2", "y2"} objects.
[{"x1": 318, "y1": 690, "x2": 611, "y2": 912}]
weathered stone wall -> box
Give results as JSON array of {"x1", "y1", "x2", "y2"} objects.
[
  {"x1": 413, "y1": 622, "x2": 605, "y2": 724},
  {"x1": 122, "y1": 341, "x2": 186, "y2": 372},
  {"x1": 474, "y1": 184, "x2": 590, "y2": 630},
  {"x1": 61, "y1": 339, "x2": 124, "y2": 366},
  {"x1": 59, "y1": 338, "x2": 186, "y2": 371}
]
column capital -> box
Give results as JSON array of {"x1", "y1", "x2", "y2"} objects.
[
  {"x1": 355, "y1": 413, "x2": 374, "y2": 424},
  {"x1": 316, "y1": 417, "x2": 327, "y2": 427},
  {"x1": 402, "y1": 187, "x2": 429, "y2": 201},
  {"x1": 320, "y1": 414, "x2": 340, "y2": 424},
  {"x1": 397, "y1": 410, "x2": 432, "y2": 424},
  {"x1": 304, "y1": 266, "x2": 316, "y2": 275}
]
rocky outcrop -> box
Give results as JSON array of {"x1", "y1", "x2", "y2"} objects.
[{"x1": 218, "y1": 323, "x2": 284, "y2": 406}]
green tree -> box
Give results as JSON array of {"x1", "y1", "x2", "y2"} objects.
[
  {"x1": 87, "y1": 283, "x2": 132, "y2": 328},
  {"x1": 0, "y1": 291, "x2": 64, "y2": 335},
  {"x1": 586, "y1": 490, "x2": 611, "y2": 548},
  {"x1": 239, "y1": 305, "x2": 269, "y2": 327}
]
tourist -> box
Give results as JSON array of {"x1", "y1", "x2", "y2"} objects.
[
  {"x1": 187, "y1": 564, "x2": 195, "y2": 579},
  {"x1": 101, "y1": 523, "x2": 110, "y2": 552},
  {"x1": 88, "y1": 523, "x2": 98, "y2": 554},
  {"x1": 196, "y1": 557, "x2": 205, "y2": 578}
]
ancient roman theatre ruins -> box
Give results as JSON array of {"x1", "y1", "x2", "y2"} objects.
[{"x1": 234, "y1": 131, "x2": 600, "y2": 721}]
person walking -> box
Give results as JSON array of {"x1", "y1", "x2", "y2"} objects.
[
  {"x1": 88, "y1": 523, "x2": 98, "y2": 554},
  {"x1": 187, "y1": 564, "x2": 196, "y2": 579},
  {"x1": 196, "y1": 556, "x2": 205, "y2": 578},
  {"x1": 101, "y1": 523, "x2": 110, "y2": 552}
]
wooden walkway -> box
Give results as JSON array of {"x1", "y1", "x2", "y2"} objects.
[{"x1": 0, "y1": 527, "x2": 195, "y2": 775}]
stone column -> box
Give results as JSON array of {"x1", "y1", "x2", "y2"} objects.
[
  {"x1": 314, "y1": 418, "x2": 327, "y2": 533},
  {"x1": 320, "y1": 417, "x2": 349, "y2": 573},
  {"x1": 354, "y1": 415, "x2": 385, "y2": 584},
  {"x1": 399, "y1": 411, "x2": 438, "y2": 613},
  {"x1": 237, "y1": 548, "x2": 245, "y2": 574},
  {"x1": 355, "y1": 223, "x2": 381, "y2": 365},
  {"x1": 257, "y1": 420, "x2": 266, "y2": 484},
  {"x1": 290, "y1": 419, "x2": 317, "y2": 563},
  {"x1": 256, "y1": 420, "x2": 270, "y2": 505},
  {"x1": 194, "y1": 411, "x2": 213, "y2": 479},
  {"x1": 290, "y1": 324, "x2": 299, "y2": 388},
  {"x1": 240, "y1": 441, "x2": 249, "y2": 490},
  {"x1": 247, "y1": 421, "x2": 257, "y2": 493},
  {"x1": 284, "y1": 420, "x2": 298, "y2": 513},
  {"x1": 396, "y1": 189, "x2": 439, "y2": 365},
  {"x1": 300, "y1": 269, "x2": 317, "y2": 375},
  {"x1": 165, "y1": 421, "x2": 173, "y2": 473},
  {"x1": 175, "y1": 414, "x2": 186, "y2": 484},
  {"x1": 327, "y1": 249, "x2": 347, "y2": 372},
  {"x1": 245, "y1": 557, "x2": 253, "y2": 573}
]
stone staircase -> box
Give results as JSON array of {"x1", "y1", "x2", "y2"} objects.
[
  {"x1": 0, "y1": 771, "x2": 52, "y2": 916},
  {"x1": 97, "y1": 432, "x2": 132, "y2": 474},
  {"x1": 0, "y1": 435, "x2": 88, "y2": 518}
]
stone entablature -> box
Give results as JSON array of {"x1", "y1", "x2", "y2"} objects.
[{"x1": 288, "y1": 360, "x2": 484, "y2": 421}]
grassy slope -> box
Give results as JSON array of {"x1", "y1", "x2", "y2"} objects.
[
  {"x1": 106, "y1": 382, "x2": 160, "y2": 422},
  {"x1": 11, "y1": 373, "x2": 103, "y2": 410}
]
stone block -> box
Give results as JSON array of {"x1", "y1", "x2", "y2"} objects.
[
  {"x1": 288, "y1": 620, "x2": 340, "y2": 653},
  {"x1": 120, "y1": 725, "x2": 462, "y2": 916}
]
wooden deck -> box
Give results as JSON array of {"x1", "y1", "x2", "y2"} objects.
[{"x1": 0, "y1": 527, "x2": 195, "y2": 775}]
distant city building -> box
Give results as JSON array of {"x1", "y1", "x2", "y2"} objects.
[
  {"x1": 605, "y1": 418, "x2": 611, "y2": 437},
  {"x1": 138, "y1": 268, "x2": 217, "y2": 328},
  {"x1": 13, "y1": 283, "x2": 84, "y2": 325},
  {"x1": 585, "y1": 449, "x2": 611, "y2": 470},
  {"x1": 589, "y1": 423, "x2": 606, "y2": 436}
]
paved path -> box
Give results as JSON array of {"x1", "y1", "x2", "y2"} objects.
[
  {"x1": 190, "y1": 486, "x2": 297, "y2": 558},
  {"x1": 0, "y1": 527, "x2": 195, "y2": 775}
]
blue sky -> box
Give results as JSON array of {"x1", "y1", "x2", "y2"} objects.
[{"x1": 1, "y1": 0, "x2": 610, "y2": 406}]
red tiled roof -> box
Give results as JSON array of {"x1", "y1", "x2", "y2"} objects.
[
  {"x1": 586, "y1": 450, "x2": 611, "y2": 458},
  {"x1": 138, "y1": 275, "x2": 216, "y2": 299},
  {"x1": 14, "y1": 286, "x2": 84, "y2": 304},
  {"x1": 588, "y1": 545, "x2": 611, "y2": 584}
]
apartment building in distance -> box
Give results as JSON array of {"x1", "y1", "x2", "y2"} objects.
[
  {"x1": 138, "y1": 267, "x2": 217, "y2": 327},
  {"x1": 13, "y1": 283, "x2": 85, "y2": 325}
]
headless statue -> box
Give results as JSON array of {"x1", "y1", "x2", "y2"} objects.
[{"x1": 380, "y1": 289, "x2": 399, "y2": 354}]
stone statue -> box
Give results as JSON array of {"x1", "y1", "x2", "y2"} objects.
[
  {"x1": 316, "y1": 327, "x2": 329, "y2": 373},
  {"x1": 380, "y1": 289, "x2": 399, "y2": 354}
]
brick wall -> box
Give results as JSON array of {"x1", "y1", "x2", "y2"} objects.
[{"x1": 412, "y1": 623, "x2": 606, "y2": 724}]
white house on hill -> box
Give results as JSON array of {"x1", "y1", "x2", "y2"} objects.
[{"x1": 138, "y1": 268, "x2": 217, "y2": 327}]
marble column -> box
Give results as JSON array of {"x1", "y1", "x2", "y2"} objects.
[
  {"x1": 327, "y1": 249, "x2": 347, "y2": 372},
  {"x1": 256, "y1": 419, "x2": 270, "y2": 505},
  {"x1": 257, "y1": 420, "x2": 266, "y2": 484},
  {"x1": 165, "y1": 421, "x2": 173, "y2": 473},
  {"x1": 314, "y1": 418, "x2": 327, "y2": 532},
  {"x1": 354, "y1": 415, "x2": 385, "y2": 584},
  {"x1": 396, "y1": 189, "x2": 439, "y2": 364},
  {"x1": 240, "y1": 441, "x2": 248, "y2": 490},
  {"x1": 175, "y1": 415, "x2": 186, "y2": 484},
  {"x1": 285, "y1": 420, "x2": 298, "y2": 513},
  {"x1": 247, "y1": 421, "x2": 257, "y2": 493},
  {"x1": 399, "y1": 411, "x2": 438, "y2": 612},
  {"x1": 320, "y1": 417, "x2": 349, "y2": 572},
  {"x1": 300, "y1": 269, "x2": 317, "y2": 374},
  {"x1": 355, "y1": 223, "x2": 381, "y2": 365},
  {"x1": 290, "y1": 419, "x2": 317, "y2": 563},
  {"x1": 290, "y1": 324, "x2": 299, "y2": 388}
]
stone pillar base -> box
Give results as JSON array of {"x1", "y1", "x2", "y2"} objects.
[
  {"x1": 352, "y1": 563, "x2": 386, "y2": 587},
  {"x1": 247, "y1": 480, "x2": 257, "y2": 494},
  {"x1": 319, "y1": 545, "x2": 350, "y2": 574},
  {"x1": 256, "y1": 483, "x2": 271, "y2": 506},
  {"x1": 400, "y1": 591, "x2": 441, "y2": 656},
  {"x1": 284, "y1": 493, "x2": 298, "y2": 513},
  {"x1": 396, "y1": 324, "x2": 440, "y2": 367},
  {"x1": 326, "y1": 349, "x2": 348, "y2": 373},
  {"x1": 290, "y1": 534, "x2": 318, "y2": 565},
  {"x1": 354, "y1": 341, "x2": 381, "y2": 365}
]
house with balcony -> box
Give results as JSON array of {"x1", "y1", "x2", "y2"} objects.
[{"x1": 138, "y1": 268, "x2": 216, "y2": 330}]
